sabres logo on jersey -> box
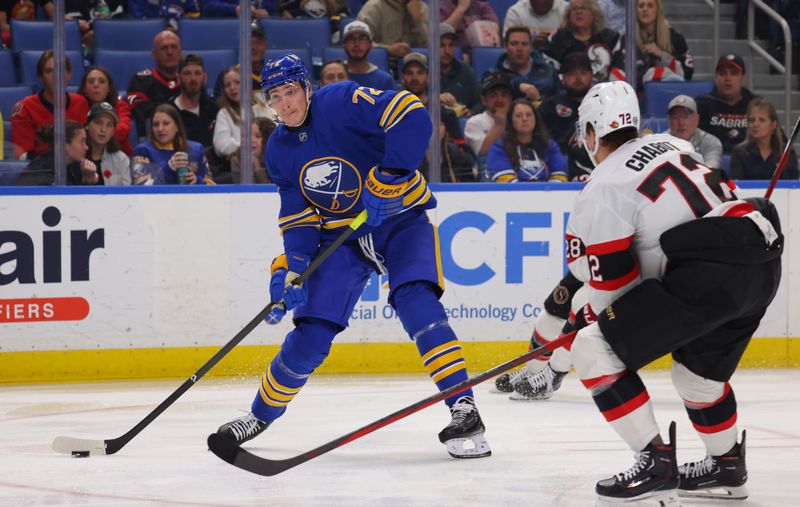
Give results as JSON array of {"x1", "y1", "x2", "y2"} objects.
[{"x1": 300, "y1": 157, "x2": 362, "y2": 212}]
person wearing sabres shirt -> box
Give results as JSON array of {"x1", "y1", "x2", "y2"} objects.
[{"x1": 212, "y1": 54, "x2": 491, "y2": 460}]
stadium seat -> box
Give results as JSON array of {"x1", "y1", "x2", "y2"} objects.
[
  {"x1": 345, "y1": 0, "x2": 364, "y2": 16},
  {"x1": 10, "y1": 20, "x2": 82, "y2": 51},
  {"x1": 643, "y1": 80, "x2": 714, "y2": 117},
  {"x1": 19, "y1": 50, "x2": 84, "y2": 87},
  {"x1": 264, "y1": 48, "x2": 312, "y2": 74},
  {"x1": 640, "y1": 116, "x2": 668, "y2": 134},
  {"x1": 94, "y1": 19, "x2": 167, "y2": 51},
  {"x1": 0, "y1": 51, "x2": 17, "y2": 86},
  {"x1": 179, "y1": 18, "x2": 240, "y2": 51},
  {"x1": 322, "y1": 46, "x2": 389, "y2": 72},
  {"x1": 260, "y1": 18, "x2": 331, "y2": 65},
  {"x1": 338, "y1": 16, "x2": 356, "y2": 34},
  {"x1": 0, "y1": 86, "x2": 31, "y2": 118},
  {"x1": 471, "y1": 47, "x2": 504, "y2": 81},
  {"x1": 0, "y1": 160, "x2": 27, "y2": 185},
  {"x1": 193, "y1": 49, "x2": 237, "y2": 95},
  {"x1": 94, "y1": 50, "x2": 154, "y2": 92}
]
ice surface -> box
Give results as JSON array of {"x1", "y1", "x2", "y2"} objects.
[{"x1": 1, "y1": 369, "x2": 798, "y2": 506}]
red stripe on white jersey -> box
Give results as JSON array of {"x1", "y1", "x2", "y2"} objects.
[
  {"x1": 585, "y1": 235, "x2": 635, "y2": 256},
  {"x1": 589, "y1": 265, "x2": 640, "y2": 291}
]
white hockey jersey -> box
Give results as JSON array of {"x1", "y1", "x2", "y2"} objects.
[{"x1": 566, "y1": 133, "x2": 739, "y2": 317}]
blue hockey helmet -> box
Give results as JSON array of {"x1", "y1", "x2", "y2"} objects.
[{"x1": 261, "y1": 53, "x2": 311, "y2": 94}]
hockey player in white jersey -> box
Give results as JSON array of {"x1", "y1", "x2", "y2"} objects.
[{"x1": 564, "y1": 81, "x2": 783, "y2": 505}]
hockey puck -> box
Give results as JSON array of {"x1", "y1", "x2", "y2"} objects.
[{"x1": 71, "y1": 451, "x2": 90, "y2": 458}]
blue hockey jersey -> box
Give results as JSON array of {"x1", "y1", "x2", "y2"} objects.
[{"x1": 266, "y1": 81, "x2": 435, "y2": 260}]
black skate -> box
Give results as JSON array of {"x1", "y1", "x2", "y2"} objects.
[
  {"x1": 437, "y1": 396, "x2": 491, "y2": 459},
  {"x1": 214, "y1": 412, "x2": 271, "y2": 445},
  {"x1": 492, "y1": 369, "x2": 526, "y2": 393},
  {"x1": 510, "y1": 364, "x2": 567, "y2": 401},
  {"x1": 595, "y1": 422, "x2": 680, "y2": 506},
  {"x1": 678, "y1": 431, "x2": 748, "y2": 500}
]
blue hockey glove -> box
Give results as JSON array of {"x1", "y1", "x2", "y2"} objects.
[
  {"x1": 361, "y1": 167, "x2": 414, "y2": 227},
  {"x1": 266, "y1": 253, "x2": 311, "y2": 324}
]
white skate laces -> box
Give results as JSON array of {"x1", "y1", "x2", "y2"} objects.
[
  {"x1": 228, "y1": 413, "x2": 265, "y2": 441},
  {"x1": 618, "y1": 451, "x2": 651, "y2": 481},
  {"x1": 681, "y1": 455, "x2": 714, "y2": 478}
]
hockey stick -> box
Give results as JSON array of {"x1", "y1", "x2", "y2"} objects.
[
  {"x1": 207, "y1": 330, "x2": 578, "y2": 476},
  {"x1": 764, "y1": 114, "x2": 800, "y2": 200},
  {"x1": 52, "y1": 210, "x2": 368, "y2": 457}
]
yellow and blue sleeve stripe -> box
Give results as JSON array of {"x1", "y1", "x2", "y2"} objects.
[
  {"x1": 278, "y1": 206, "x2": 320, "y2": 232},
  {"x1": 378, "y1": 91, "x2": 425, "y2": 132},
  {"x1": 401, "y1": 172, "x2": 433, "y2": 209},
  {"x1": 421, "y1": 340, "x2": 467, "y2": 383}
]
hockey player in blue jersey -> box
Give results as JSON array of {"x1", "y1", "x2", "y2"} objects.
[{"x1": 213, "y1": 54, "x2": 491, "y2": 459}]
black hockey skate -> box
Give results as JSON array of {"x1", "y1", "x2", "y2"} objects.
[
  {"x1": 214, "y1": 412, "x2": 271, "y2": 445},
  {"x1": 438, "y1": 396, "x2": 491, "y2": 459},
  {"x1": 510, "y1": 364, "x2": 567, "y2": 400},
  {"x1": 595, "y1": 422, "x2": 680, "y2": 506},
  {"x1": 492, "y1": 369, "x2": 526, "y2": 393},
  {"x1": 678, "y1": 431, "x2": 748, "y2": 500}
]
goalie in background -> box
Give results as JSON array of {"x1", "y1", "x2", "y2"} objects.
[{"x1": 212, "y1": 53, "x2": 491, "y2": 459}]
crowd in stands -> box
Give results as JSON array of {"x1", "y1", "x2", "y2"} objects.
[{"x1": 1, "y1": 0, "x2": 797, "y2": 186}]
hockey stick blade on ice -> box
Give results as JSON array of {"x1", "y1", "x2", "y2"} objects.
[
  {"x1": 52, "y1": 210, "x2": 369, "y2": 457},
  {"x1": 207, "y1": 330, "x2": 577, "y2": 476},
  {"x1": 764, "y1": 114, "x2": 800, "y2": 200}
]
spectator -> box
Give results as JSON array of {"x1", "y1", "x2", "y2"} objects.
[
  {"x1": 730, "y1": 97, "x2": 799, "y2": 180},
  {"x1": 420, "y1": 119, "x2": 479, "y2": 182},
  {"x1": 696, "y1": 53, "x2": 757, "y2": 153},
  {"x1": 440, "y1": 22, "x2": 481, "y2": 116},
  {"x1": 503, "y1": 0, "x2": 567, "y2": 47},
  {"x1": 130, "y1": 103, "x2": 210, "y2": 185},
  {"x1": 357, "y1": 0, "x2": 428, "y2": 59},
  {"x1": 11, "y1": 49, "x2": 90, "y2": 160},
  {"x1": 278, "y1": 0, "x2": 347, "y2": 19},
  {"x1": 341, "y1": 20, "x2": 394, "y2": 91},
  {"x1": 440, "y1": 0, "x2": 500, "y2": 53},
  {"x1": 320, "y1": 59, "x2": 349, "y2": 87},
  {"x1": 630, "y1": 0, "x2": 693, "y2": 89},
  {"x1": 169, "y1": 54, "x2": 219, "y2": 148},
  {"x1": 59, "y1": 0, "x2": 126, "y2": 51},
  {"x1": 665, "y1": 95, "x2": 722, "y2": 170},
  {"x1": 486, "y1": 98, "x2": 566, "y2": 182},
  {"x1": 200, "y1": 0, "x2": 276, "y2": 18},
  {"x1": 129, "y1": 0, "x2": 199, "y2": 29},
  {"x1": 465, "y1": 70, "x2": 512, "y2": 157},
  {"x1": 126, "y1": 30, "x2": 182, "y2": 140},
  {"x1": 542, "y1": 0, "x2": 624, "y2": 82},
  {"x1": 18, "y1": 121, "x2": 96, "y2": 185},
  {"x1": 83, "y1": 101, "x2": 131, "y2": 185},
  {"x1": 213, "y1": 23, "x2": 268, "y2": 102},
  {"x1": 232, "y1": 117, "x2": 276, "y2": 183},
  {"x1": 400, "y1": 52, "x2": 464, "y2": 145},
  {"x1": 79, "y1": 65, "x2": 133, "y2": 155},
  {"x1": 597, "y1": 0, "x2": 626, "y2": 35},
  {"x1": 212, "y1": 65, "x2": 271, "y2": 182},
  {"x1": 0, "y1": 0, "x2": 40, "y2": 48},
  {"x1": 495, "y1": 25, "x2": 557, "y2": 102},
  {"x1": 538, "y1": 51, "x2": 594, "y2": 180}
]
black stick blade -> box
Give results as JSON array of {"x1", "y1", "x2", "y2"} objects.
[{"x1": 207, "y1": 433, "x2": 296, "y2": 476}]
